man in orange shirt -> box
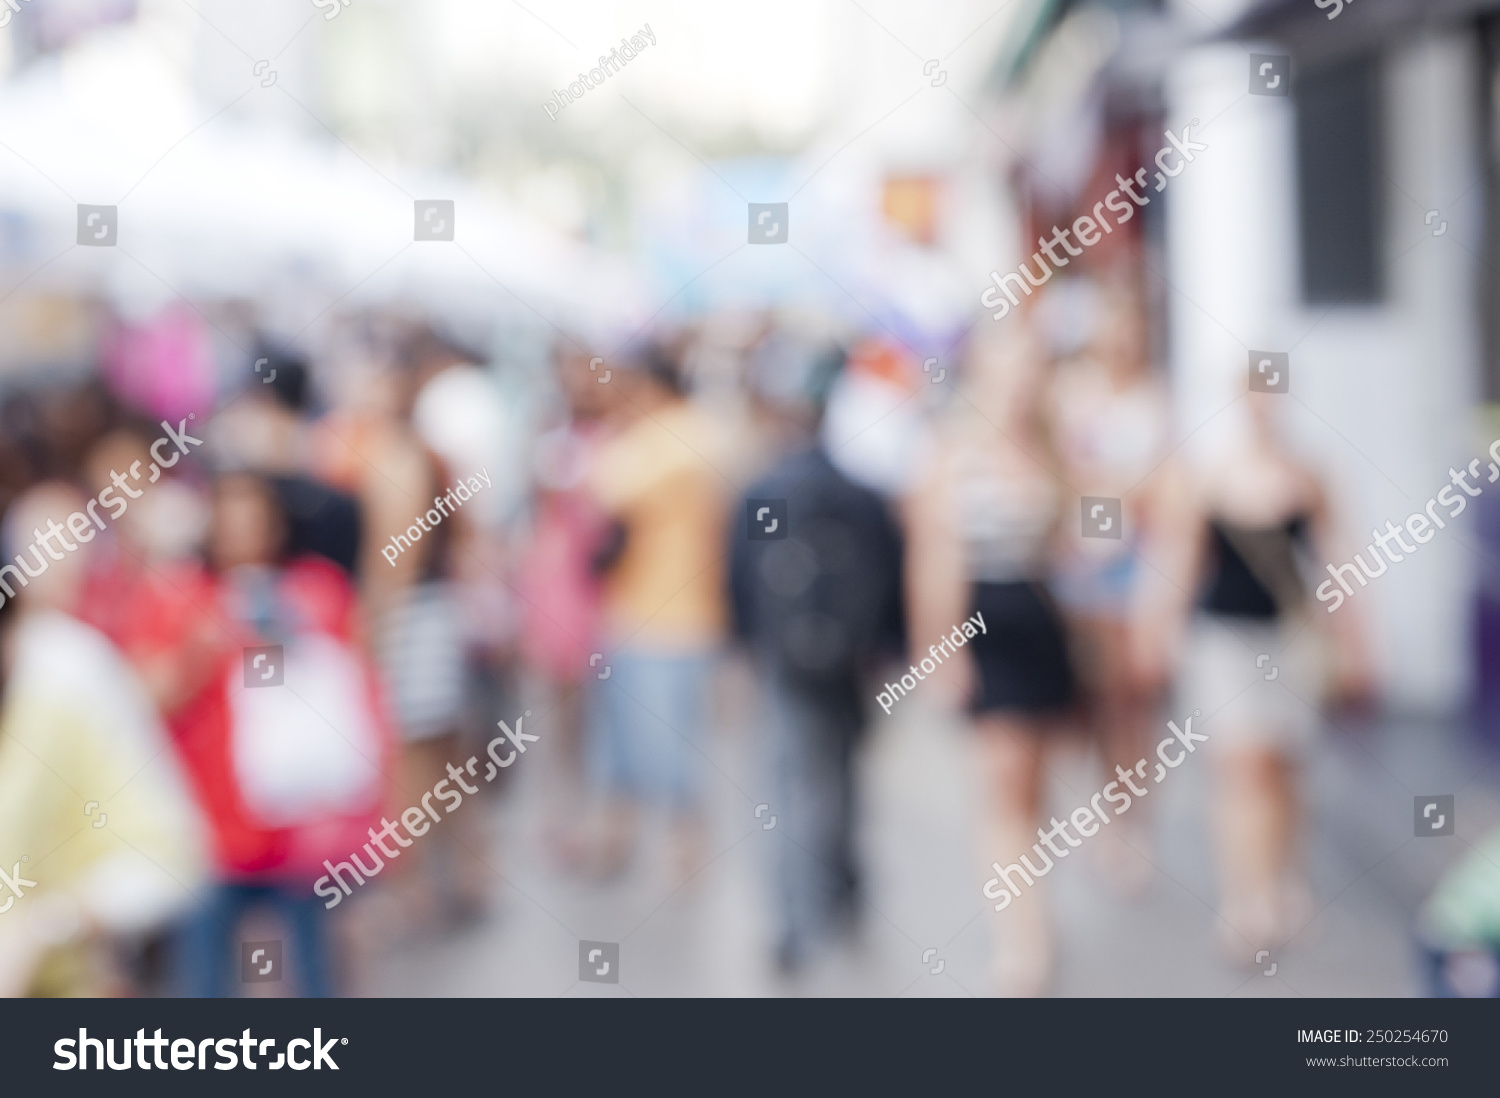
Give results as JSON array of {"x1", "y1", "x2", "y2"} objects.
[{"x1": 585, "y1": 342, "x2": 728, "y2": 882}]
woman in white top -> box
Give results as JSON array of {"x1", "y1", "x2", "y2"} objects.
[
  {"x1": 907, "y1": 321, "x2": 1077, "y2": 995},
  {"x1": 1049, "y1": 284, "x2": 1172, "y2": 892}
]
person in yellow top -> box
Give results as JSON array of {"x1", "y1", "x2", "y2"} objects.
[
  {"x1": 584, "y1": 342, "x2": 728, "y2": 881},
  {"x1": 0, "y1": 483, "x2": 207, "y2": 996}
]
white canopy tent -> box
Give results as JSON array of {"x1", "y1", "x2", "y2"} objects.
[{"x1": 0, "y1": 29, "x2": 647, "y2": 349}]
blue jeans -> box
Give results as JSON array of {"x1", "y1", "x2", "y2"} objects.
[
  {"x1": 764, "y1": 669, "x2": 863, "y2": 956},
  {"x1": 588, "y1": 649, "x2": 712, "y2": 810},
  {"x1": 176, "y1": 882, "x2": 334, "y2": 998}
]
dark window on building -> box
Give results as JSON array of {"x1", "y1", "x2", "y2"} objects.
[
  {"x1": 1295, "y1": 53, "x2": 1383, "y2": 304},
  {"x1": 1481, "y1": 16, "x2": 1500, "y2": 402}
]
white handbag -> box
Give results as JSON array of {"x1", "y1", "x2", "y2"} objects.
[{"x1": 228, "y1": 632, "x2": 382, "y2": 827}]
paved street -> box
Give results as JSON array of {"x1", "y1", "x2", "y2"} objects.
[{"x1": 370, "y1": 664, "x2": 1500, "y2": 997}]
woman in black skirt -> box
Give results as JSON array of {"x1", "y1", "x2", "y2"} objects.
[{"x1": 907, "y1": 321, "x2": 1075, "y2": 996}]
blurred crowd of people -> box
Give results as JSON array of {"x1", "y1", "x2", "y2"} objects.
[{"x1": 1, "y1": 271, "x2": 1494, "y2": 999}]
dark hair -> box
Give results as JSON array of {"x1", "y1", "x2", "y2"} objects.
[
  {"x1": 745, "y1": 336, "x2": 845, "y2": 427},
  {"x1": 0, "y1": 503, "x2": 20, "y2": 704},
  {"x1": 0, "y1": 596, "x2": 13, "y2": 706},
  {"x1": 634, "y1": 341, "x2": 686, "y2": 396},
  {"x1": 399, "y1": 327, "x2": 483, "y2": 374},
  {"x1": 251, "y1": 343, "x2": 312, "y2": 413},
  {"x1": 414, "y1": 453, "x2": 457, "y2": 583},
  {"x1": 211, "y1": 471, "x2": 290, "y2": 569}
]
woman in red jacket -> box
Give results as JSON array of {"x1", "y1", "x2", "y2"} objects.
[{"x1": 91, "y1": 470, "x2": 393, "y2": 996}]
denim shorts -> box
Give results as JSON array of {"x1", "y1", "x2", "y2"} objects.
[
  {"x1": 1053, "y1": 548, "x2": 1139, "y2": 618},
  {"x1": 588, "y1": 649, "x2": 713, "y2": 809}
]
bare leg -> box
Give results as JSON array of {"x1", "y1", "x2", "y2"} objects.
[
  {"x1": 447, "y1": 738, "x2": 494, "y2": 920},
  {"x1": 1265, "y1": 753, "x2": 1311, "y2": 940},
  {"x1": 1210, "y1": 742, "x2": 1295, "y2": 957},
  {"x1": 975, "y1": 714, "x2": 1051, "y2": 996},
  {"x1": 592, "y1": 797, "x2": 638, "y2": 878},
  {"x1": 542, "y1": 679, "x2": 590, "y2": 869},
  {"x1": 1083, "y1": 616, "x2": 1155, "y2": 894},
  {"x1": 393, "y1": 734, "x2": 485, "y2": 926},
  {"x1": 669, "y1": 810, "x2": 707, "y2": 890}
]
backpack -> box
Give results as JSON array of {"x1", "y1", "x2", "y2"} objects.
[{"x1": 734, "y1": 449, "x2": 903, "y2": 684}]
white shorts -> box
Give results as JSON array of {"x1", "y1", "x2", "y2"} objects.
[{"x1": 1179, "y1": 615, "x2": 1325, "y2": 754}]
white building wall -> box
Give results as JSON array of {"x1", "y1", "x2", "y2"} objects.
[{"x1": 1164, "y1": 32, "x2": 1482, "y2": 711}]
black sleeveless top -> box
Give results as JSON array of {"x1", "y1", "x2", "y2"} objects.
[{"x1": 1199, "y1": 515, "x2": 1309, "y2": 619}]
